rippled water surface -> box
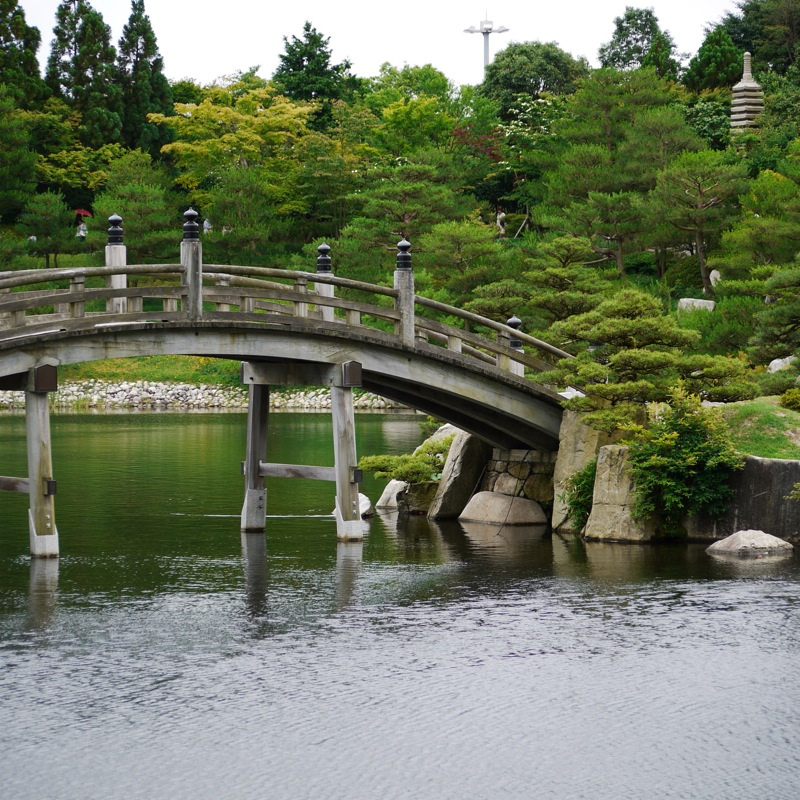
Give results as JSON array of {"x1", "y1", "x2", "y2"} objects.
[{"x1": 1, "y1": 412, "x2": 799, "y2": 799}]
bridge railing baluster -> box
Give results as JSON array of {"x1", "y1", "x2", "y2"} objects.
[
  {"x1": 294, "y1": 275, "x2": 308, "y2": 318},
  {"x1": 215, "y1": 275, "x2": 231, "y2": 312},
  {"x1": 69, "y1": 275, "x2": 85, "y2": 319}
]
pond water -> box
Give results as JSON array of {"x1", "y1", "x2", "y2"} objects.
[{"x1": 1, "y1": 412, "x2": 799, "y2": 799}]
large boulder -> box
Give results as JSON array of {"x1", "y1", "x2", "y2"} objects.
[
  {"x1": 459, "y1": 491, "x2": 547, "y2": 525},
  {"x1": 583, "y1": 445, "x2": 657, "y2": 542},
  {"x1": 552, "y1": 411, "x2": 621, "y2": 532},
  {"x1": 428, "y1": 430, "x2": 492, "y2": 519},
  {"x1": 677, "y1": 298, "x2": 716, "y2": 313},
  {"x1": 706, "y1": 529, "x2": 793, "y2": 558},
  {"x1": 376, "y1": 479, "x2": 408, "y2": 510}
]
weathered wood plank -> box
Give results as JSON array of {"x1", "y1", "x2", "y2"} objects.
[
  {"x1": 0, "y1": 476, "x2": 29, "y2": 493},
  {"x1": 258, "y1": 462, "x2": 336, "y2": 481}
]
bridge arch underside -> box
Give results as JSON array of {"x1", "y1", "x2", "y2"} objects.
[{"x1": 0, "y1": 322, "x2": 564, "y2": 450}]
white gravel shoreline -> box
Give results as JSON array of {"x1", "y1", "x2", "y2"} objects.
[{"x1": 0, "y1": 380, "x2": 408, "y2": 412}]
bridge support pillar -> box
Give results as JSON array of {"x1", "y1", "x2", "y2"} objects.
[
  {"x1": 241, "y1": 384, "x2": 269, "y2": 532},
  {"x1": 25, "y1": 366, "x2": 59, "y2": 557},
  {"x1": 332, "y1": 381, "x2": 366, "y2": 541}
]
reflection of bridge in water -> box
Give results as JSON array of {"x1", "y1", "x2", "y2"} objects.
[{"x1": 0, "y1": 210, "x2": 569, "y2": 557}]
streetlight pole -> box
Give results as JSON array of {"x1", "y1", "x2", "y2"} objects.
[{"x1": 464, "y1": 17, "x2": 509, "y2": 73}]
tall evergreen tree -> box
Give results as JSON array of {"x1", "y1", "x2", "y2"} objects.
[
  {"x1": 683, "y1": 26, "x2": 743, "y2": 92},
  {"x1": 272, "y1": 21, "x2": 355, "y2": 129},
  {"x1": 45, "y1": 0, "x2": 122, "y2": 148},
  {"x1": 0, "y1": 1, "x2": 48, "y2": 108},
  {"x1": 0, "y1": 85, "x2": 36, "y2": 220},
  {"x1": 117, "y1": 0, "x2": 173, "y2": 155}
]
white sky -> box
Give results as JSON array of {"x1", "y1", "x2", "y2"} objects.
[{"x1": 23, "y1": 0, "x2": 740, "y2": 88}]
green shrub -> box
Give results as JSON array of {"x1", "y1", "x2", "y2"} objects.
[
  {"x1": 562, "y1": 460, "x2": 597, "y2": 531},
  {"x1": 664, "y1": 256, "x2": 703, "y2": 295},
  {"x1": 359, "y1": 434, "x2": 455, "y2": 483},
  {"x1": 677, "y1": 295, "x2": 763, "y2": 355},
  {"x1": 779, "y1": 387, "x2": 800, "y2": 411},
  {"x1": 626, "y1": 388, "x2": 743, "y2": 536},
  {"x1": 754, "y1": 367, "x2": 800, "y2": 396}
]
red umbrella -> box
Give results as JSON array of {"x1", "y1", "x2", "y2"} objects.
[{"x1": 74, "y1": 209, "x2": 92, "y2": 217}]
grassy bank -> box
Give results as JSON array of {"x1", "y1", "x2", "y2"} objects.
[
  {"x1": 720, "y1": 397, "x2": 800, "y2": 460},
  {"x1": 61, "y1": 356, "x2": 241, "y2": 386}
]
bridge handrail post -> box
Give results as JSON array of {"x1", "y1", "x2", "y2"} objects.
[
  {"x1": 105, "y1": 214, "x2": 127, "y2": 314},
  {"x1": 497, "y1": 314, "x2": 526, "y2": 377},
  {"x1": 393, "y1": 239, "x2": 415, "y2": 347},
  {"x1": 314, "y1": 243, "x2": 335, "y2": 322},
  {"x1": 181, "y1": 208, "x2": 203, "y2": 320}
]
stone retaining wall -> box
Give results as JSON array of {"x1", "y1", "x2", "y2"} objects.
[
  {"x1": 0, "y1": 380, "x2": 406, "y2": 412},
  {"x1": 480, "y1": 448, "x2": 557, "y2": 506}
]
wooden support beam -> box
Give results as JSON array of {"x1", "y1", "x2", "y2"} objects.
[
  {"x1": 257, "y1": 462, "x2": 336, "y2": 481},
  {"x1": 0, "y1": 476, "x2": 29, "y2": 493}
]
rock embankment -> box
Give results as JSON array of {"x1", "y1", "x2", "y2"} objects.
[{"x1": 0, "y1": 380, "x2": 405, "y2": 412}]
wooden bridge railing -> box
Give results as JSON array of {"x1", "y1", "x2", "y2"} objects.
[{"x1": 0, "y1": 209, "x2": 571, "y2": 377}]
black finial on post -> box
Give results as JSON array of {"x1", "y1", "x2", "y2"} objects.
[
  {"x1": 316, "y1": 243, "x2": 332, "y2": 273},
  {"x1": 183, "y1": 208, "x2": 200, "y2": 241},
  {"x1": 507, "y1": 314, "x2": 522, "y2": 349},
  {"x1": 396, "y1": 239, "x2": 412, "y2": 270},
  {"x1": 107, "y1": 214, "x2": 123, "y2": 245}
]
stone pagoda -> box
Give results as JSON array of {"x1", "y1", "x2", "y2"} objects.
[{"x1": 730, "y1": 52, "x2": 764, "y2": 129}]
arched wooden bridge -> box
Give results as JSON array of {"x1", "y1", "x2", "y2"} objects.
[{"x1": 0, "y1": 218, "x2": 571, "y2": 555}]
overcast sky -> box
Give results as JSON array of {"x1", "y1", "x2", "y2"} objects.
[{"x1": 23, "y1": 0, "x2": 740, "y2": 88}]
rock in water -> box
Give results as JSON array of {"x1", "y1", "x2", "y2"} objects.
[
  {"x1": 706, "y1": 530, "x2": 793, "y2": 558},
  {"x1": 459, "y1": 492, "x2": 547, "y2": 525}
]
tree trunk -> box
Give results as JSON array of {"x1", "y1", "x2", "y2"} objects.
[{"x1": 696, "y1": 230, "x2": 714, "y2": 297}]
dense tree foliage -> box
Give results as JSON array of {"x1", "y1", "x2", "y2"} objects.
[
  {"x1": 0, "y1": 1, "x2": 48, "y2": 108},
  {"x1": 599, "y1": 7, "x2": 678, "y2": 72},
  {"x1": 0, "y1": 86, "x2": 36, "y2": 220},
  {"x1": 479, "y1": 41, "x2": 589, "y2": 119}
]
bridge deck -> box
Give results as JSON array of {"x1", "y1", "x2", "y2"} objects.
[{"x1": 0, "y1": 260, "x2": 569, "y2": 449}]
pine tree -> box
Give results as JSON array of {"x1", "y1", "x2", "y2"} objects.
[
  {"x1": 0, "y1": 1, "x2": 48, "y2": 108},
  {"x1": 45, "y1": 0, "x2": 122, "y2": 148},
  {"x1": 117, "y1": 0, "x2": 173, "y2": 156},
  {"x1": 683, "y1": 26, "x2": 743, "y2": 92},
  {"x1": 272, "y1": 21, "x2": 354, "y2": 129},
  {"x1": 0, "y1": 86, "x2": 36, "y2": 220}
]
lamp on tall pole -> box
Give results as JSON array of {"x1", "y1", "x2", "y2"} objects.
[{"x1": 464, "y1": 17, "x2": 509, "y2": 72}]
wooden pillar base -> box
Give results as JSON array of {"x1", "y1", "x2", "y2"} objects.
[
  {"x1": 334, "y1": 502, "x2": 370, "y2": 541},
  {"x1": 240, "y1": 487, "x2": 266, "y2": 532},
  {"x1": 29, "y1": 512, "x2": 59, "y2": 557}
]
